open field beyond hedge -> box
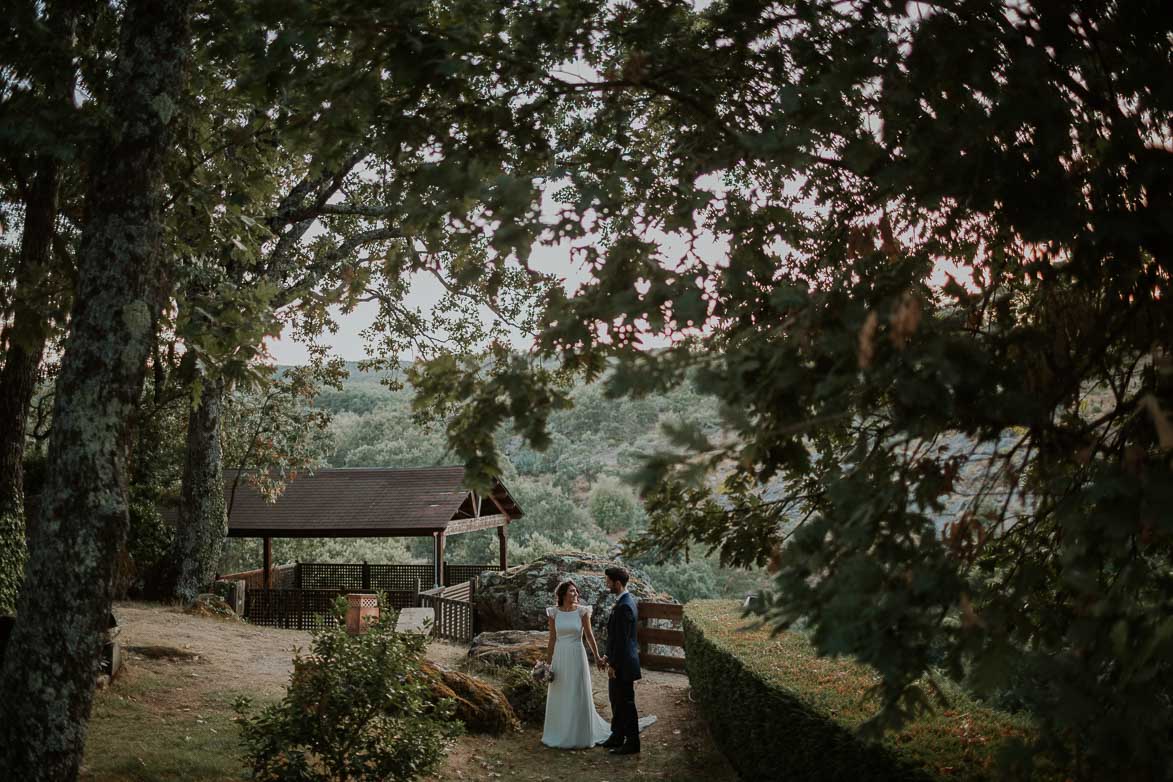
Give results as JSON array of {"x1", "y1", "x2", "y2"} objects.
[{"x1": 684, "y1": 600, "x2": 1053, "y2": 781}]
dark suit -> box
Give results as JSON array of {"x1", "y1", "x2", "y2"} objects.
[{"x1": 605, "y1": 591, "x2": 641, "y2": 745}]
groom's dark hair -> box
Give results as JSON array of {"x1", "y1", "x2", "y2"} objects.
[{"x1": 604, "y1": 566, "x2": 629, "y2": 586}]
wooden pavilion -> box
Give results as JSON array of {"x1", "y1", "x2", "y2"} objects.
[{"x1": 224, "y1": 466, "x2": 522, "y2": 589}]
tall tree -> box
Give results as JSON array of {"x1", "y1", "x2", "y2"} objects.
[
  {"x1": 413, "y1": 1, "x2": 1173, "y2": 777},
  {"x1": 163, "y1": 0, "x2": 565, "y2": 599},
  {"x1": 0, "y1": 1, "x2": 96, "y2": 614},
  {"x1": 0, "y1": 0, "x2": 195, "y2": 776}
]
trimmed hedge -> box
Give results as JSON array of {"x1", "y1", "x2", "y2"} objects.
[{"x1": 684, "y1": 600, "x2": 1039, "y2": 781}]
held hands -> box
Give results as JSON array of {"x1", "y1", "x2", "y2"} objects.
[{"x1": 597, "y1": 654, "x2": 608, "y2": 671}]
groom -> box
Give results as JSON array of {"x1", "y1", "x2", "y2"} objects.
[{"x1": 597, "y1": 566, "x2": 641, "y2": 755}]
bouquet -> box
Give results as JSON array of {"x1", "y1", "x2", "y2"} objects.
[{"x1": 531, "y1": 661, "x2": 554, "y2": 684}]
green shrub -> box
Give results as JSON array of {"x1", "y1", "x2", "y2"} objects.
[
  {"x1": 684, "y1": 600, "x2": 1048, "y2": 782},
  {"x1": 235, "y1": 618, "x2": 459, "y2": 781},
  {"x1": 588, "y1": 477, "x2": 647, "y2": 534},
  {"x1": 501, "y1": 666, "x2": 546, "y2": 725}
]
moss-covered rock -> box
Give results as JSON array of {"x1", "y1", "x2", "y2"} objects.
[
  {"x1": 502, "y1": 665, "x2": 548, "y2": 726},
  {"x1": 468, "y1": 630, "x2": 548, "y2": 668},
  {"x1": 420, "y1": 661, "x2": 519, "y2": 735},
  {"x1": 185, "y1": 593, "x2": 242, "y2": 622}
]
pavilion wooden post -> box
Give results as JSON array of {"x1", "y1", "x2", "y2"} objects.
[
  {"x1": 497, "y1": 524, "x2": 508, "y2": 570},
  {"x1": 263, "y1": 536, "x2": 272, "y2": 590},
  {"x1": 433, "y1": 531, "x2": 446, "y2": 588}
]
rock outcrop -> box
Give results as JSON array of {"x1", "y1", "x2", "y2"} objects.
[
  {"x1": 473, "y1": 552, "x2": 672, "y2": 643},
  {"x1": 186, "y1": 593, "x2": 243, "y2": 622},
  {"x1": 468, "y1": 630, "x2": 548, "y2": 668}
]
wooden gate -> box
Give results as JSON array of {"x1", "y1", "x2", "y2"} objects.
[{"x1": 637, "y1": 601, "x2": 686, "y2": 672}]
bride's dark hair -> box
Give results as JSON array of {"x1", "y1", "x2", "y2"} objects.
[{"x1": 555, "y1": 579, "x2": 577, "y2": 608}]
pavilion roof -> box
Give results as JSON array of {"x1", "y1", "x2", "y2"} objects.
[{"x1": 221, "y1": 466, "x2": 522, "y2": 538}]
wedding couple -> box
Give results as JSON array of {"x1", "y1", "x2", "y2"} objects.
[{"x1": 540, "y1": 566, "x2": 641, "y2": 755}]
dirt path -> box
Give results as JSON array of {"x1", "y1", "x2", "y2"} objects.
[
  {"x1": 111, "y1": 602, "x2": 313, "y2": 697},
  {"x1": 96, "y1": 603, "x2": 735, "y2": 782}
]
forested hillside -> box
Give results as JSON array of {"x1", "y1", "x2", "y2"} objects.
[{"x1": 218, "y1": 363, "x2": 766, "y2": 603}]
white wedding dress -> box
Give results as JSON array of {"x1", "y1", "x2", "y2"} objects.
[{"x1": 541, "y1": 605, "x2": 612, "y2": 749}]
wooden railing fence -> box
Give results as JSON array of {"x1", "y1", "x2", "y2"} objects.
[
  {"x1": 418, "y1": 578, "x2": 478, "y2": 641},
  {"x1": 637, "y1": 601, "x2": 686, "y2": 672},
  {"x1": 217, "y1": 563, "x2": 297, "y2": 590}
]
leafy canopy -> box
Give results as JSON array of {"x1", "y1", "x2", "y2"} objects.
[{"x1": 411, "y1": 1, "x2": 1173, "y2": 777}]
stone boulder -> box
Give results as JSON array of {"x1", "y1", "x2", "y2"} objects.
[
  {"x1": 468, "y1": 630, "x2": 548, "y2": 669},
  {"x1": 187, "y1": 593, "x2": 243, "y2": 622},
  {"x1": 421, "y1": 661, "x2": 519, "y2": 735},
  {"x1": 473, "y1": 552, "x2": 673, "y2": 643}
]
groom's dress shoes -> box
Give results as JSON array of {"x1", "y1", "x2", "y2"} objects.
[
  {"x1": 609, "y1": 741, "x2": 641, "y2": 755},
  {"x1": 597, "y1": 736, "x2": 623, "y2": 748}
]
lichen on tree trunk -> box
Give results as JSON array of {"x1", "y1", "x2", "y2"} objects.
[
  {"x1": 0, "y1": 331, "x2": 46, "y2": 615},
  {"x1": 0, "y1": 0, "x2": 194, "y2": 778},
  {"x1": 170, "y1": 375, "x2": 228, "y2": 603}
]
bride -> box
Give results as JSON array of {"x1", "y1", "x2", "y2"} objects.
[{"x1": 541, "y1": 579, "x2": 612, "y2": 749}]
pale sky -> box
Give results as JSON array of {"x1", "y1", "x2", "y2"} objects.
[{"x1": 265, "y1": 236, "x2": 595, "y2": 365}]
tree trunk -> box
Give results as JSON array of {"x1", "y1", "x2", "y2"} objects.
[
  {"x1": 170, "y1": 375, "x2": 227, "y2": 602},
  {"x1": 0, "y1": 159, "x2": 58, "y2": 615},
  {"x1": 0, "y1": 0, "x2": 85, "y2": 615},
  {"x1": 0, "y1": 0, "x2": 194, "y2": 778}
]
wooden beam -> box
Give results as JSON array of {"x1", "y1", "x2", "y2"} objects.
[
  {"x1": 498, "y1": 524, "x2": 508, "y2": 570},
  {"x1": 263, "y1": 537, "x2": 272, "y2": 590},
  {"x1": 432, "y1": 532, "x2": 446, "y2": 588},
  {"x1": 486, "y1": 491, "x2": 511, "y2": 518},
  {"x1": 444, "y1": 513, "x2": 508, "y2": 536},
  {"x1": 642, "y1": 653, "x2": 687, "y2": 672},
  {"x1": 229, "y1": 526, "x2": 451, "y2": 539},
  {"x1": 636, "y1": 627, "x2": 685, "y2": 646}
]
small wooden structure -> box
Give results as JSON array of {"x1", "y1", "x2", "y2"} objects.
[
  {"x1": 213, "y1": 467, "x2": 522, "y2": 630},
  {"x1": 225, "y1": 466, "x2": 522, "y2": 590}
]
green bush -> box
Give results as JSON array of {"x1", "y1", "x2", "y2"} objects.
[
  {"x1": 235, "y1": 618, "x2": 459, "y2": 781},
  {"x1": 684, "y1": 601, "x2": 1048, "y2": 782},
  {"x1": 587, "y1": 477, "x2": 647, "y2": 534},
  {"x1": 501, "y1": 666, "x2": 546, "y2": 725}
]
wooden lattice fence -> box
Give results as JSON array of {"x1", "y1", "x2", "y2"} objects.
[
  {"x1": 445, "y1": 564, "x2": 502, "y2": 585},
  {"x1": 217, "y1": 563, "x2": 297, "y2": 590},
  {"x1": 244, "y1": 588, "x2": 342, "y2": 630},
  {"x1": 232, "y1": 563, "x2": 501, "y2": 630}
]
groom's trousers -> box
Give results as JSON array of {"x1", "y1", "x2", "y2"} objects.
[{"x1": 608, "y1": 678, "x2": 639, "y2": 742}]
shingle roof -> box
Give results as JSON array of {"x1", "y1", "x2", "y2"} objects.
[{"x1": 221, "y1": 466, "x2": 522, "y2": 538}]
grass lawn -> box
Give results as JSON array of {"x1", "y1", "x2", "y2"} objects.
[{"x1": 82, "y1": 662, "x2": 257, "y2": 781}]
